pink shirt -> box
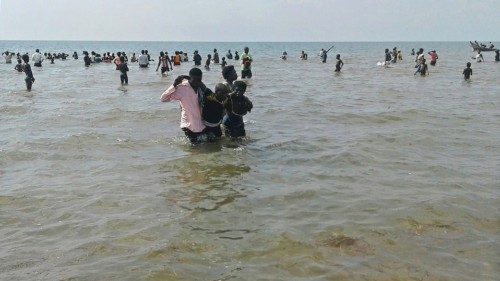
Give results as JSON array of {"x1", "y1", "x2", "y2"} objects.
[{"x1": 161, "y1": 80, "x2": 205, "y2": 133}]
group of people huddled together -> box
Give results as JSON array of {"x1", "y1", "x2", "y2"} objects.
[{"x1": 2, "y1": 46, "x2": 255, "y2": 144}]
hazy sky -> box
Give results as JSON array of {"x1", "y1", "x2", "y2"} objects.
[{"x1": 0, "y1": 0, "x2": 499, "y2": 41}]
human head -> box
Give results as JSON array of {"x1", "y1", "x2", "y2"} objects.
[
  {"x1": 207, "y1": 54, "x2": 211, "y2": 58},
  {"x1": 194, "y1": 50, "x2": 198, "y2": 54},
  {"x1": 466, "y1": 62, "x2": 471, "y2": 67},
  {"x1": 233, "y1": 80, "x2": 247, "y2": 94},
  {"x1": 419, "y1": 48, "x2": 424, "y2": 53},
  {"x1": 214, "y1": 83, "x2": 230, "y2": 101},
  {"x1": 385, "y1": 48, "x2": 389, "y2": 53},
  {"x1": 222, "y1": 65, "x2": 237, "y2": 82},
  {"x1": 336, "y1": 54, "x2": 340, "y2": 59},
  {"x1": 244, "y1": 47, "x2": 249, "y2": 54},
  {"x1": 189, "y1": 68, "x2": 203, "y2": 83},
  {"x1": 36, "y1": 49, "x2": 40, "y2": 53},
  {"x1": 22, "y1": 54, "x2": 29, "y2": 63},
  {"x1": 214, "y1": 49, "x2": 217, "y2": 53},
  {"x1": 222, "y1": 57, "x2": 226, "y2": 61},
  {"x1": 17, "y1": 59, "x2": 22, "y2": 64},
  {"x1": 117, "y1": 52, "x2": 122, "y2": 57},
  {"x1": 141, "y1": 50, "x2": 145, "y2": 55},
  {"x1": 160, "y1": 51, "x2": 164, "y2": 57}
]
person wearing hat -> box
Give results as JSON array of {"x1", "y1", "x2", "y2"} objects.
[{"x1": 161, "y1": 68, "x2": 210, "y2": 144}]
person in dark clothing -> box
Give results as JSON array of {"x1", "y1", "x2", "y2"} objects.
[
  {"x1": 201, "y1": 83, "x2": 229, "y2": 141},
  {"x1": 335, "y1": 54, "x2": 344, "y2": 72},
  {"x1": 234, "y1": 51, "x2": 240, "y2": 60},
  {"x1": 193, "y1": 50, "x2": 202, "y2": 66},
  {"x1": 495, "y1": 50, "x2": 500, "y2": 62},
  {"x1": 221, "y1": 57, "x2": 227, "y2": 68},
  {"x1": 73, "y1": 52, "x2": 78, "y2": 59},
  {"x1": 15, "y1": 59, "x2": 23, "y2": 72},
  {"x1": 463, "y1": 62, "x2": 472, "y2": 80},
  {"x1": 223, "y1": 80, "x2": 253, "y2": 138},
  {"x1": 226, "y1": 50, "x2": 233, "y2": 59},
  {"x1": 118, "y1": 56, "x2": 129, "y2": 85},
  {"x1": 414, "y1": 58, "x2": 429, "y2": 76},
  {"x1": 205, "y1": 54, "x2": 211, "y2": 70},
  {"x1": 385, "y1": 49, "x2": 392, "y2": 64},
  {"x1": 213, "y1": 49, "x2": 220, "y2": 64},
  {"x1": 84, "y1": 52, "x2": 91, "y2": 67},
  {"x1": 21, "y1": 54, "x2": 35, "y2": 91}
]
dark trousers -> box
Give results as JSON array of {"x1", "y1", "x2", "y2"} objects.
[
  {"x1": 241, "y1": 69, "x2": 252, "y2": 79},
  {"x1": 182, "y1": 128, "x2": 205, "y2": 144},
  {"x1": 25, "y1": 77, "x2": 34, "y2": 90},
  {"x1": 120, "y1": 74, "x2": 128, "y2": 84}
]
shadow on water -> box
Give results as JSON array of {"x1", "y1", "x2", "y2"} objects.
[{"x1": 159, "y1": 143, "x2": 251, "y2": 213}]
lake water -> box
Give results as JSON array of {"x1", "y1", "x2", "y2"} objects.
[{"x1": 0, "y1": 41, "x2": 499, "y2": 280}]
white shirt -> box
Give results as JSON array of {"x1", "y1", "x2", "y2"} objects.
[
  {"x1": 32, "y1": 52, "x2": 43, "y2": 63},
  {"x1": 4, "y1": 53, "x2": 13, "y2": 63},
  {"x1": 138, "y1": 54, "x2": 149, "y2": 66}
]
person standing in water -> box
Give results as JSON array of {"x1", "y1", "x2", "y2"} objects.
[
  {"x1": 411, "y1": 48, "x2": 415, "y2": 56},
  {"x1": 213, "y1": 49, "x2": 220, "y2": 64},
  {"x1": 32, "y1": 49, "x2": 44, "y2": 67},
  {"x1": 240, "y1": 47, "x2": 253, "y2": 79},
  {"x1": 320, "y1": 49, "x2": 328, "y2": 63},
  {"x1": 193, "y1": 50, "x2": 202, "y2": 66},
  {"x1": 335, "y1": 54, "x2": 344, "y2": 72},
  {"x1": 223, "y1": 80, "x2": 253, "y2": 139},
  {"x1": 21, "y1": 54, "x2": 35, "y2": 91},
  {"x1": 221, "y1": 57, "x2": 227, "y2": 68},
  {"x1": 234, "y1": 51, "x2": 240, "y2": 60},
  {"x1": 428, "y1": 50, "x2": 438, "y2": 66},
  {"x1": 83, "y1": 52, "x2": 91, "y2": 67},
  {"x1": 205, "y1": 54, "x2": 212, "y2": 70},
  {"x1": 156, "y1": 52, "x2": 173, "y2": 76},
  {"x1": 414, "y1": 58, "x2": 429, "y2": 76},
  {"x1": 160, "y1": 68, "x2": 209, "y2": 144},
  {"x1": 72, "y1": 52, "x2": 78, "y2": 60},
  {"x1": 384, "y1": 49, "x2": 392, "y2": 65},
  {"x1": 462, "y1": 62, "x2": 472, "y2": 80},
  {"x1": 138, "y1": 50, "x2": 149, "y2": 68},
  {"x1": 281, "y1": 51, "x2": 288, "y2": 60},
  {"x1": 495, "y1": 50, "x2": 500, "y2": 62},
  {"x1": 3, "y1": 51, "x2": 13, "y2": 64},
  {"x1": 226, "y1": 50, "x2": 233, "y2": 59},
  {"x1": 118, "y1": 56, "x2": 129, "y2": 85},
  {"x1": 476, "y1": 51, "x2": 484, "y2": 62},
  {"x1": 15, "y1": 59, "x2": 23, "y2": 72}
]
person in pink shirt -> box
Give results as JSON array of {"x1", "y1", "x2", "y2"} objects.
[
  {"x1": 161, "y1": 68, "x2": 208, "y2": 144},
  {"x1": 428, "y1": 50, "x2": 438, "y2": 66}
]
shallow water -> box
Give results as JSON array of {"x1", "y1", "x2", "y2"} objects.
[{"x1": 0, "y1": 41, "x2": 499, "y2": 280}]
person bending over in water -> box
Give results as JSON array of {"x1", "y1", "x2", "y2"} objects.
[
  {"x1": 476, "y1": 51, "x2": 484, "y2": 63},
  {"x1": 118, "y1": 56, "x2": 129, "y2": 85},
  {"x1": 205, "y1": 54, "x2": 212, "y2": 70},
  {"x1": 234, "y1": 51, "x2": 240, "y2": 60},
  {"x1": 281, "y1": 51, "x2": 288, "y2": 60},
  {"x1": 15, "y1": 59, "x2": 23, "y2": 72},
  {"x1": 161, "y1": 68, "x2": 210, "y2": 144},
  {"x1": 240, "y1": 47, "x2": 253, "y2": 79},
  {"x1": 463, "y1": 62, "x2": 472, "y2": 80},
  {"x1": 414, "y1": 58, "x2": 429, "y2": 76},
  {"x1": 335, "y1": 54, "x2": 344, "y2": 72},
  {"x1": 21, "y1": 54, "x2": 35, "y2": 91},
  {"x1": 226, "y1": 50, "x2": 233, "y2": 59},
  {"x1": 300, "y1": 51, "x2": 308, "y2": 60},
  {"x1": 3, "y1": 51, "x2": 13, "y2": 64},
  {"x1": 223, "y1": 80, "x2": 253, "y2": 139},
  {"x1": 72, "y1": 51, "x2": 78, "y2": 60}
]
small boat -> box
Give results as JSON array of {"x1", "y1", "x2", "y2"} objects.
[{"x1": 470, "y1": 41, "x2": 497, "y2": 52}]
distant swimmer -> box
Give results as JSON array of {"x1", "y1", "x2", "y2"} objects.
[
  {"x1": 411, "y1": 48, "x2": 415, "y2": 56},
  {"x1": 193, "y1": 50, "x2": 202, "y2": 66},
  {"x1": 138, "y1": 50, "x2": 149, "y2": 68},
  {"x1": 72, "y1": 51, "x2": 78, "y2": 60},
  {"x1": 240, "y1": 47, "x2": 253, "y2": 79},
  {"x1": 156, "y1": 51, "x2": 173, "y2": 76},
  {"x1": 462, "y1": 62, "x2": 472, "y2": 80},
  {"x1": 221, "y1": 57, "x2": 227, "y2": 68},
  {"x1": 118, "y1": 56, "x2": 129, "y2": 85},
  {"x1": 223, "y1": 80, "x2": 253, "y2": 139},
  {"x1": 205, "y1": 54, "x2": 212, "y2": 70},
  {"x1": 281, "y1": 51, "x2": 287, "y2": 60},
  {"x1": 213, "y1": 49, "x2": 220, "y2": 64},
  {"x1": 226, "y1": 50, "x2": 233, "y2": 59},
  {"x1": 414, "y1": 58, "x2": 429, "y2": 76},
  {"x1": 335, "y1": 54, "x2": 343, "y2": 72},
  {"x1": 21, "y1": 54, "x2": 35, "y2": 91},
  {"x1": 234, "y1": 51, "x2": 240, "y2": 61},
  {"x1": 2, "y1": 51, "x2": 13, "y2": 64},
  {"x1": 495, "y1": 50, "x2": 499, "y2": 62},
  {"x1": 300, "y1": 50, "x2": 308, "y2": 60},
  {"x1": 15, "y1": 59, "x2": 23, "y2": 72},
  {"x1": 32, "y1": 49, "x2": 44, "y2": 67},
  {"x1": 428, "y1": 50, "x2": 438, "y2": 66},
  {"x1": 384, "y1": 48, "x2": 392, "y2": 65}
]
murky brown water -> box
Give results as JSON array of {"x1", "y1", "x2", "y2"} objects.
[{"x1": 1, "y1": 41, "x2": 499, "y2": 280}]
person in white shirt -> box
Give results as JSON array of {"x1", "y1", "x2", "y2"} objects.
[
  {"x1": 138, "y1": 50, "x2": 149, "y2": 68},
  {"x1": 32, "y1": 49, "x2": 44, "y2": 67},
  {"x1": 2, "y1": 51, "x2": 13, "y2": 64}
]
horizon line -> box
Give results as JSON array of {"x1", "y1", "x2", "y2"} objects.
[{"x1": 0, "y1": 39, "x2": 488, "y2": 43}]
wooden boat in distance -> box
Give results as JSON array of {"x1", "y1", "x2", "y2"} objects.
[{"x1": 470, "y1": 41, "x2": 498, "y2": 52}]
